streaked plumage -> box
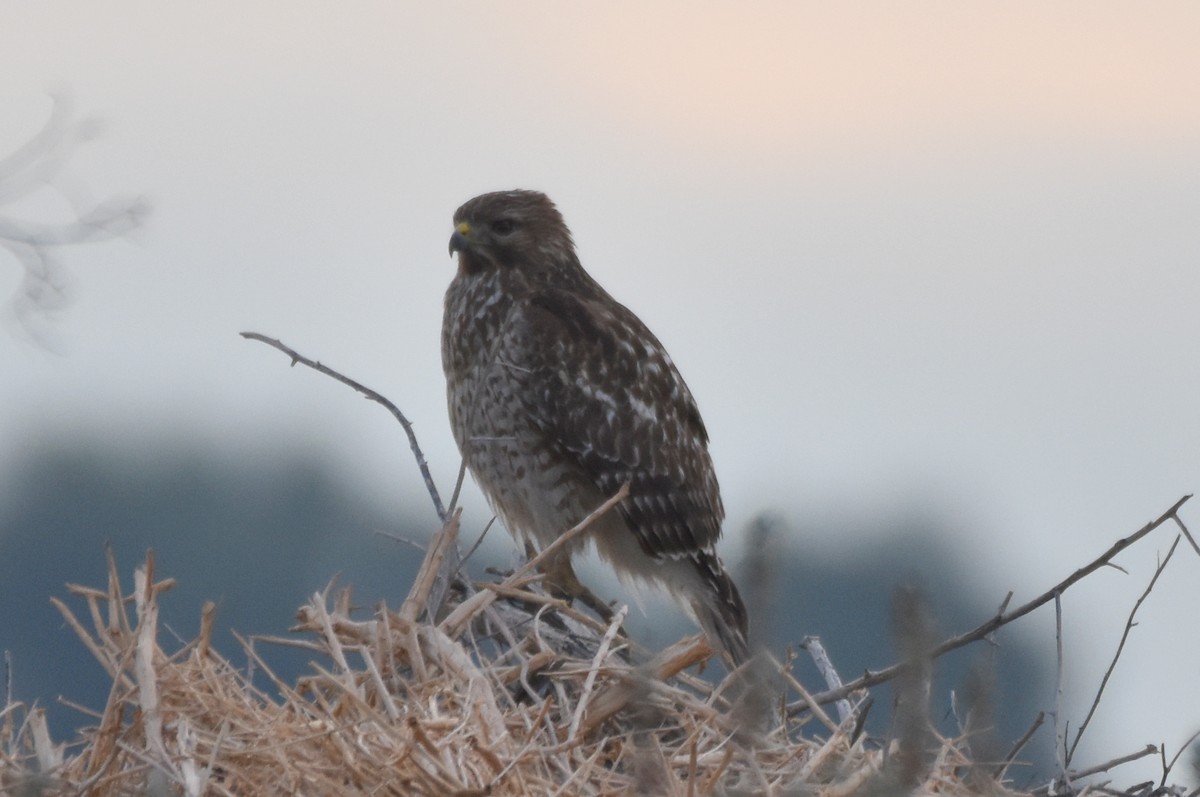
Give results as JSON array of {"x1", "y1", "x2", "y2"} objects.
[{"x1": 441, "y1": 190, "x2": 748, "y2": 664}]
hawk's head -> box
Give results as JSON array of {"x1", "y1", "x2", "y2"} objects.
[{"x1": 449, "y1": 190, "x2": 576, "y2": 277}]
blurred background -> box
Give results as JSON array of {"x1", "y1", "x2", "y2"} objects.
[{"x1": 2, "y1": 2, "x2": 1198, "y2": 788}]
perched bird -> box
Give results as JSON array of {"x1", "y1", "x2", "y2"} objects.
[{"x1": 441, "y1": 190, "x2": 748, "y2": 665}]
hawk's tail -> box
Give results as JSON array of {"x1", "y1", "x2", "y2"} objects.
[{"x1": 690, "y1": 551, "x2": 749, "y2": 667}]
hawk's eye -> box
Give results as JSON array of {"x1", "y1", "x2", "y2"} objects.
[{"x1": 491, "y1": 218, "x2": 517, "y2": 236}]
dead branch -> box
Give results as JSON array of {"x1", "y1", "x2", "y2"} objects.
[
  {"x1": 995, "y1": 711, "x2": 1046, "y2": 779},
  {"x1": 797, "y1": 636, "x2": 853, "y2": 725},
  {"x1": 2, "y1": 94, "x2": 149, "y2": 344},
  {"x1": 1053, "y1": 591, "x2": 1068, "y2": 788},
  {"x1": 1175, "y1": 513, "x2": 1200, "y2": 559},
  {"x1": 791, "y1": 494, "x2": 1192, "y2": 711},
  {"x1": 1067, "y1": 534, "x2": 1183, "y2": 765},
  {"x1": 1032, "y1": 744, "x2": 1159, "y2": 795},
  {"x1": 1160, "y1": 727, "x2": 1200, "y2": 792},
  {"x1": 240, "y1": 331, "x2": 447, "y2": 523}
]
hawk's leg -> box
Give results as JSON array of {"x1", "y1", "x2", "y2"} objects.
[{"x1": 528, "y1": 542, "x2": 618, "y2": 626}]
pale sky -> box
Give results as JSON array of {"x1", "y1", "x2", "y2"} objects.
[{"x1": 2, "y1": 2, "x2": 1198, "y2": 783}]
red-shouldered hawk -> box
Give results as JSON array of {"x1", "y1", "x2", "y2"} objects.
[{"x1": 442, "y1": 190, "x2": 748, "y2": 665}]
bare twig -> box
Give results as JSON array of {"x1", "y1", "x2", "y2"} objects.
[
  {"x1": 447, "y1": 458, "x2": 468, "y2": 516},
  {"x1": 792, "y1": 494, "x2": 1192, "y2": 711},
  {"x1": 1053, "y1": 592, "x2": 1067, "y2": 790},
  {"x1": 0, "y1": 204, "x2": 146, "y2": 247},
  {"x1": 994, "y1": 711, "x2": 1045, "y2": 779},
  {"x1": 1174, "y1": 513, "x2": 1200, "y2": 559},
  {"x1": 797, "y1": 637, "x2": 852, "y2": 725},
  {"x1": 2, "y1": 94, "x2": 149, "y2": 344},
  {"x1": 428, "y1": 459, "x2": 471, "y2": 617},
  {"x1": 242, "y1": 332, "x2": 477, "y2": 621},
  {"x1": 240, "y1": 332, "x2": 446, "y2": 523},
  {"x1": 460, "y1": 516, "x2": 498, "y2": 569},
  {"x1": 1161, "y1": 727, "x2": 1200, "y2": 790},
  {"x1": 1067, "y1": 534, "x2": 1183, "y2": 764},
  {"x1": 1032, "y1": 744, "x2": 1159, "y2": 795}
]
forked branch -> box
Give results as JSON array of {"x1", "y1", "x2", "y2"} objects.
[
  {"x1": 790, "y1": 493, "x2": 1192, "y2": 711},
  {"x1": 1066, "y1": 533, "x2": 1183, "y2": 764}
]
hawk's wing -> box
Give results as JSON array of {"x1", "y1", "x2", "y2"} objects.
[{"x1": 502, "y1": 287, "x2": 724, "y2": 559}]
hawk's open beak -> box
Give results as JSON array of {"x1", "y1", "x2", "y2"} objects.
[{"x1": 448, "y1": 222, "x2": 471, "y2": 256}]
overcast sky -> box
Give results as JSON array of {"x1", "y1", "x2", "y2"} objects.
[{"x1": 2, "y1": 2, "x2": 1198, "y2": 782}]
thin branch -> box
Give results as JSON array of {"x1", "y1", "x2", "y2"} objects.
[
  {"x1": 2, "y1": 95, "x2": 149, "y2": 345},
  {"x1": 1162, "y1": 727, "x2": 1200, "y2": 790},
  {"x1": 447, "y1": 458, "x2": 468, "y2": 516},
  {"x1": 797, "y1": 636, "x2": 853, "y2": 725},
  {"x1": 0, "y1": 91, "x2": 76, "y2": 202},
  {"x1": 1031, "y1": 744, "x2": 1159, "y2": 795},
  {"x1": 240, "y1": 332, "x2": 446, "y2": 523},
  {"x1": 792, "y1": 493, "x2": 1191, "y2": 710},
  {"x1": 0, "y1": 200, "x2": 147, "y2": 247},
  {"x1": 460, "y1": 516, "x2": 498, "y2": 569},
  {"x1": 1068, "y1": 534, "x2": 1182, "y2": 764},
  {"x1": 428, "y1": 458, "x2": 473, "y2": 617},
  {"x1": 994, "y1": 711, "x2": 1045, "y2": 779},
  {"x1": 1174, "y1": 513, "x2": 1200, "y2": 559},
  {"x1": 1053, "y1": 592, "x2": 1067, "y2": 788}
]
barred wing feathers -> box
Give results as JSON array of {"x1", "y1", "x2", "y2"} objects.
[{"x1": 506, "y1": 288, "x2": 724, "y2": 561}]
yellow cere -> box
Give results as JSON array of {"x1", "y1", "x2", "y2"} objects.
[{"x1": 456, "y1": 222, "x2": 471, "y2": 235}]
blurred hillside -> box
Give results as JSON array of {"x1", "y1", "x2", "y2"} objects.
[{"x1": 0, "y1": 434, "x2": 1052, "y2": 780}]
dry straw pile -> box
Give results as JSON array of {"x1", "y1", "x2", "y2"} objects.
[
  {"x1": 4, "y1": 492, "x2": 1196, "y2": 796},
  {"x1": 0, "y1": 537, "x2": 1001, "y2": 796}
]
